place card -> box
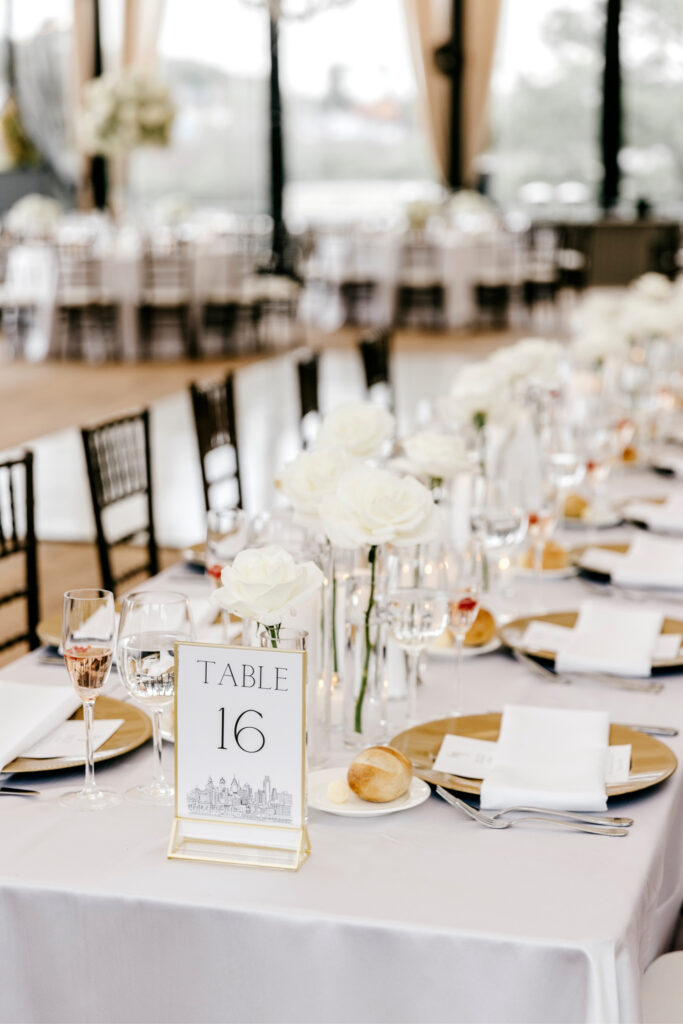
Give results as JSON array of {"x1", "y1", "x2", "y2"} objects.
[
  {"x1": 168, "y1": 641, "x2": 309, "y2": 871},
  {"x1": 433, "y1": 733, "x2": 632, "y2": 785}
]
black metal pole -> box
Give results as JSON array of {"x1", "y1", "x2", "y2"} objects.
[
  {"x1": 600, "y1": 0, "x2": 622, "y2": 213},
  {"x1": 90, "y1": 0, "x2": 107, "y2": 209},
  {"x1": 447, "y1": 0, "x2": 463, "y2": 190},
  {"x1": 268, "y1": 13, "x2": 287, "y2": 274}
]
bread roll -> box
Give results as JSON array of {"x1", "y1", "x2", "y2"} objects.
[
  {"x1": 564, "y1": 493, "x2": 589, "y2": 519},
  {"x1": 464, "y1": 607, "x2": 496, "y2": 647},
  {"x1": 522, "y1": 540, "x2": 569, "y2": 570},
  {"x1": 347, "y1": 746, "x2": 412, "y2": 803}
]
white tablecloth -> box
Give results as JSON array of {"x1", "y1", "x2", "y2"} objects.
[{"x1": 2, "y1": 471, "x2": 683, "y2": 1023}]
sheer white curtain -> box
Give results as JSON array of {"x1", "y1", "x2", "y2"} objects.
[{"x1": 403, "y1": 0, "x2": 501, "y2": 187}]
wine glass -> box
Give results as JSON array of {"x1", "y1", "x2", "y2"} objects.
[
  {"x1": 206, "y1": 507, "x2": 248, "y2": 582},
  {"x1": 386, "y1": 584, "x2": 449, "y2": 724},
  {"x1": 582, "y1": 423, "x2": 618, "y2": 520},
  {"x1": 527, "y1": 492, "x2": 557, "y2": 573},
  {"x1": 117, "y1": 591, "x2": 194, "y2": 805},
  {"x1": 60, "y1": 588, "x2": 120, "y2": 810},
  {"x1": 541, "y1": 418, "x2": 586, "y2": 519},
  {"x1": 469, "y1": 479, "x2": 527, "y2": 600},
  {"x1": 446, "y1": 544, "x2": 483, "y2": 717}
]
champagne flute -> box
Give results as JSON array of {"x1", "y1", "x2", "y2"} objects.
[
  {"x1": 117, "y1": 591, "x2": 194, "y2": 805},
  {"x1": 446, "y1": 545, "x2": 483, "y2": 717},
  {"x1": 60, "y1": 588, "x2": 119, "y2": 810}
]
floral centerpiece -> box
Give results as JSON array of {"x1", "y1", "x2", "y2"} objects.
[
  {"x1": 5, "y1": 193, "x2": 62, "y2": 238},
  {"x1": 316, "y1": 402, "x2": 395, "y2": 459},
  {"x1": 80, "y1": 69, "x2": 175, "y2": 156},
  {"x1": 319, "y1": 464, "x2": 437, "y2": 734},
  {"x1": 401, "y1": 430, "x2": 469, "y2": 493}
]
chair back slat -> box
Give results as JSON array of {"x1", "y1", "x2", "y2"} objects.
[
  {"x1": 81, "y1": 410, "x2": 159, "y2": 595},
  {"x1": 0, "y1": 450, "x2": 39, "y2": 650},
  {"x1": 190, "y1": 374, "x2": 243, "y2": 513}
]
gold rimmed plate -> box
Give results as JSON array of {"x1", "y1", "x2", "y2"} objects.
[
  {"x1": 499, "y1": 609, "x2": 683, "y2": 670},
  {"x1": 390, "y1": 713, "x2": 677, "y2": 799},
  {"x1": 4, "y1": 696, "x2": 152, "y2": 774},
  {"x1": 570, "y1": 542, "x2": 628, "y2": 582}
]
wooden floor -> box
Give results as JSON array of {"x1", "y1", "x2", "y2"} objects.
[{"x1": 0, "y1": 325, "x2": 511, "y2": 450}]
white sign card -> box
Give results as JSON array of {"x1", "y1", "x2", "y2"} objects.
[{"x1": 168, "y1": 642, "x2": 310, "y2": 870}]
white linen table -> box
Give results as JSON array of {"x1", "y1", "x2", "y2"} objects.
[{"x1": 2, "y1": 472, "x2": 683, "y2": 1023}]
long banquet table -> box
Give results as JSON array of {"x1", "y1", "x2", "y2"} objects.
[{"x1": 2, "y1": 468, "x2": 683, "y2": 1024}]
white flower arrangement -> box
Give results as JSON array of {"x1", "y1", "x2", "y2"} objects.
[
  {"x1": 439, "y1": 362, "x2": 511, "y2": 430},
  {"x1": 5, "y1": 193, "x2": 62, "y2": 237},
  {"x1": 80, "y1": 69, "x2": 175, "y2": 157},
  {"x1": 316, "y1": 402, "x2": 395, "y2": 460},
  {"x1": 631, "y1": 272, "x2": 674, "y2": 303},
  {"x1": 571, "y1": 328, "x2": 629, "y2": 368},
  {"x1": 213, "y1": 545, "x2": 323, "y2": 628}
]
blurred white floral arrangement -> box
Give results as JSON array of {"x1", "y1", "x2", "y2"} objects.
[
  {"x1": 80, "y1": 69, "x2": 175, "y2": 157},
  {"x1": 5, "y1": 193, "x2": 62, "y2": 237}
]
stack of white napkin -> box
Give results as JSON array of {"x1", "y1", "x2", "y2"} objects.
[
  {"x1": 581, "y1": 534, "x2": 683, "y2": 590},
  {"x1": 0, "y1": 679, "x2": 80, "y2": 771},
  {"x1": 480, "y1": 704, "x2": 610, "y2": 811}
]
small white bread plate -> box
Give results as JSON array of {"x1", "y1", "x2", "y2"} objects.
[{"x1": 308, "y1": 767, "x2": 431, "y2": 817}]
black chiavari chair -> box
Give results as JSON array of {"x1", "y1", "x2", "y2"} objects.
[
  {"x1": 0, "y1": 449, "x2": 39, "y2": 652},
  {"x1": 81, "y1": 410, "x2": 159, "y2": 595},
  {"x1": 359, "y1": 327, "x2": 393, "y2": 409},
  {"x1": 190, "y1": 374, "x2": 243, "y2": 513},
  {"x1": 295, "y1": 349, "x2": 320, "y2": 447}
]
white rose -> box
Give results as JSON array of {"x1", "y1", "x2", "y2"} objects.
[
  {"x1": 619, "y1": 294, "x2": 677, "y2": 340},
  {"x1": 276, "y1": 446, "x2": 353, "y2": 529},
  {"x1": 631, "y1": 273, "x2": 673, "y2": 303},
  {"x1": 445, "y1": 362, "x2": 511, "y2": 428},
  {"x1": 572, "y1": 291, "x2": 622, "y2": 334},
  {"x1": 403, "y1": 431, "x2": 468, "y2": 481},
  {"x1": 317, "y1": 402, "x2": 395, "y2": 459},
  {"x1": 489, "y1": 337, "x2": 563, "y2": 385},
  {"x1": 319, "y1": 465, "x2": 438, "y2": 549},
  {"x1": 571, "y1": 328, "x2": 628, "y2": 367},
  {"x1": 213, "y1": 545, "x2": 323, "y2": 626}
]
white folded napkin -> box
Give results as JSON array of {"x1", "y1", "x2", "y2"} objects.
[
  {"x1": 611, "y1": 534, "x2": 683, "y2": 590},
  {"x1": 555, "y1": 600, "x2": 663, "y2": 677},
  {"x1": 0, "y1": 679, "x2": 81, "y2": 771},
  {"x1": 480, "y1": 704, "x2": 610, "y2": 811},
  {"x1": 622, "y1": 495, "x2": 683, "y2": 535},
  {"x1": 21, "y1": 718, "x2": 124, "y2": 759},
  {"x1": 521, "y1": 618, "x2": 680, "y2": 666}
]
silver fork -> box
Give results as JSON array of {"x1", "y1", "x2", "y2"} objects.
[
  {"x1": 433, "y1": 785, "x2": 632, "y2": 827},
  {"x1": 511, "y1": 648, "x2": 664, "y2": 694},
  {"x1": 435, "y1": 787, "x2": 630, "y2": 836}
]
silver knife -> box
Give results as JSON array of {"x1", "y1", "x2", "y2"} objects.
[{"x1": 0, "y1": 786, "x2": 39, "y2": 796}]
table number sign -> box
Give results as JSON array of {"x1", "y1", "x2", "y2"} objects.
[{"x1": 168, "y1": 641, "x2": 310, "y2": 870}]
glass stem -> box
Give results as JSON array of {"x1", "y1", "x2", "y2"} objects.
[
  {"x1": 83, "y1": 700, "x2": 97, "y2": 793},
  {"x1": 152, "y1": 708, "x2": 165, "y2": 788},
  {"x1": 406, "y1": 649, "x2": 419, "y2": 722},
  {"x1": 452, "y1": 635, "x2": 464, "y2": 717}
]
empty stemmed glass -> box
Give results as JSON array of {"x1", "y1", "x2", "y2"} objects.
[
  {"x1": 386, "y1": 575, "x2": 449, "y2": 724},
  {"x1": 470, "y1": 479, "x2": 528, "y2": 600},
  {"x1": 206, "y1": 507, "x2": 248, "y2": 582},
  {"x1": 117, "y1": 591, "x2": 194, "y2": 805},
  {"x1": 446, "y1": 544, "x2": 483, "y2": 717},
  {"x1": 60, "y1": 588, "x2": 120, "y2": 810}
]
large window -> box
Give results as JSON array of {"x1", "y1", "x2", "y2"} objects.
[
  {"x1": 127, "y1": 0, "x2": 438, "y2": 219},
  {"x1": 620, "y1": 0, "x2": 683, "y2": 214},
  {"x1": 486, "y1": 0, "x2": 603, "y2": 214}
]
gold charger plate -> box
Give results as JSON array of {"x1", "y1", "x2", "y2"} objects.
[
  {"x1": 390, "y1": 713, "x2": 677, "y2": 798},
  {"x1": 37, "y1": 599, "x2": 124, "y2": 648},
  {"x1": 499, "y1": 609, "x2": 683, "y2": 670},
  {"x1": 4, "y1": 696, "x2": 152, "y2": 774}
]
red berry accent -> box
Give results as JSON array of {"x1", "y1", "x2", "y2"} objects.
[
  {"x1": 587, "y1": 460, "x2": 596, "y2": 472},
  {"x1": 528, "y1": 513, "x2": 539, "y2": 526},
  {"x1": 457, "y1": 597, "x2": 477, "y2": 612},
  {"x1": 207, "y1": 564, "x2": 223, "y2": 579}
]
